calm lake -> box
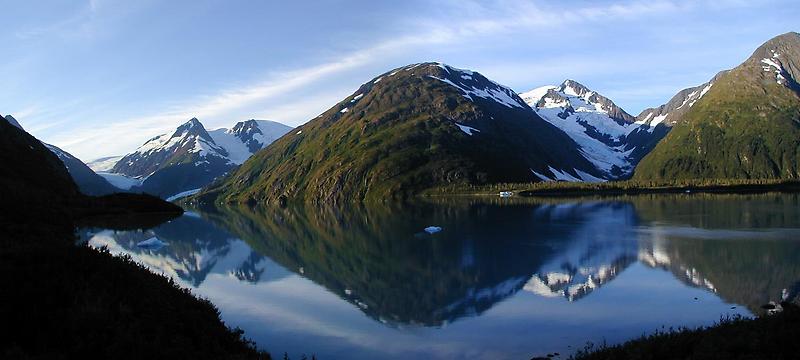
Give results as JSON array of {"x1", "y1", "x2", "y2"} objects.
[{"x1": 82, "y1": 193, "x2": 800, "y2": 359}]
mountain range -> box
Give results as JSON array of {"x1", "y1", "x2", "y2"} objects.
[
  {"x1": 193, "y1": 32, "x2": 798, "y2": 204},
  {"x1": 4, "y1": 115, "x2": 292, "y2": 199},
  {"x1": 198, "y1": 62, "x2": 607, "y2": 204},
  {"x1": 15, "y1": 31, "x2": 800, "y2": 203},
  {"x1": 94, "y1": 118, "x2": 292, "y2": 198}
]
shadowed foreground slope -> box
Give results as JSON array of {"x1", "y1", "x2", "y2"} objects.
[
  {"x1": 572, "y1": 302, "x2": 800, "y2": 360},
  {"x1": 0, "y1": 117, "x2": 268, "y2": 359}
]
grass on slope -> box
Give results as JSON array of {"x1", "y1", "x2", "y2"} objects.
[
  {"x1": 571, "y1": 302, "x2": 800, "y2": 360},
  {"x1": 634, "y1": 59, "x2": 800, "y2": 180}
]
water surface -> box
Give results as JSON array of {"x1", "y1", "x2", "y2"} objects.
[{"x1": 84, "y1": 193, "x2": 800, "y2": 359}]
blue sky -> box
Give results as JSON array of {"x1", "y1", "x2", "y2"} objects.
[{"x1": 1, "y1": 0, "x2": 798, "y2": 160}]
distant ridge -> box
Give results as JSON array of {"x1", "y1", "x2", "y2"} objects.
[{"x1": 107, "y1": 118, "x2": 292, "y2": 198}]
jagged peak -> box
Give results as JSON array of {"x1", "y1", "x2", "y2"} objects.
[
  {"x1": 535, "y1": 89, "x2": 570, "y2": 109},
  {"x1": 231, "y1": 119, "x2": 257, "y2": 129},
  {"x1": 519, "y1": 85, "x2": 558, "y2": 105},
  {"x1": 760, "y1": 31, "x2": 800, "y2": 48},
  {"x1": 185, "y1": 117, "x2": 203, "y2": 126},
  {"x1": 228, "y1": 119, "x2": 264, "y2": 137},
  {"x1": 4, "y1": 114, "x2": 23, "y2": 130},
  {"x1": 748, "y1": 33, "x2": 798, "y2": 68},
  {"x1": 358, "y1": 61, "x2": 528, "y2": 110},
  {"x1": 522, "y1": 80, "x2": 632, "y2": 121},
  {"x1": 558, "y1": 79, "x2": 593, "y2": 97},
  {"x1": 172, "y1": 117, "x2": 210, "y2": 138}
]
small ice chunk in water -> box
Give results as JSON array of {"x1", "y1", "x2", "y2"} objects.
[
  {"x1": 424, "y1": 226, "x2": 442, "y2": 234},
  {"x1": 137, "y1": 237, "x2": 167, "y2": 248}
]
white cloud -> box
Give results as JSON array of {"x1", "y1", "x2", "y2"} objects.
[{"x1": 37, "y1": 0, "x2": 778, "y2": 160}]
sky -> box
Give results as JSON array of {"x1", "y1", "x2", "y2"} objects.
[{"x1": 1, "y1": 0, "x2": 798, "y2": 161}]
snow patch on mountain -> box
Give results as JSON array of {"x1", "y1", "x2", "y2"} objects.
[
  {"x1": 43, "y1": 143, "x2": 72, "y2": 170},
  {"x1": 649, "y1": 114, "x2": 668, "y2": 128},
  {"x1": 425, "y1": 63, "x2": 528, "y2": 109},
  {"x1": 455, "y1": 123, "x2": 480, "y2": 135},
  {"x1": 519, "y1": 86, "x2": 557, "y2": 105},
  {"x1": 165, "y1": 188, "x2": 202, "y2": 202},
  {"x1": 531, "y1": 166, "x2": 605, "y2": 182},
  {"x1": 689, "y1": 83, "x2": 713, "y2": 107},
  {"x1": 88, "y1": 156, "x2": 123, "y2": 172},
  {"x1": 189, "y1": 136, "x2": 227, "y2": 158},
  {"x1": 207, "y1": 129, "x2": 252, "y2": 165},
  {"x1": 636, "y1": 73, "x2": 723, "y2": 130},
  {"x1": 97, "y1": 172, "x2": 143, "y2": 190},
  {"x1": 761, "y1": 52, "x2": 787, "y2": 85}
]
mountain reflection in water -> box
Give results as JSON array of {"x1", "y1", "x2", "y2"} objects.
[{"x1": 83, "y1": 194, "x2": 800, "y2": 359}]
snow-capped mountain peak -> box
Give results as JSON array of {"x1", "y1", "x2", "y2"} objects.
[
  {"x1": 174, "y1": 117, "x2": 209, "y2": 137},
  {"x1": 105, "y1": 117, "x2": 292, "y2": 198},
  {"x1": 115, "y1": 117, "x2": 293, "y2": 177},
  {"x1": 535, "y1": 80, "x2": 634, "y2": 123},
  {"x1": 207, "y1": 119, "x2": 292, "y2": 165},
  {"x1": 123, "y1": 117, "x2": 229, "y2": 174},
  {"x1": 411, "y1": 62, "x2": 530, "y2": 109},
  {"x1": 559, "y1": 79, "x2": 592, "y2": 98},
  {"x1": 521, "y1": 80, "x2": 647, "y2": 179},
  {"x1": 230, "y1": 119, "x2": 290, "y2": 153},
  {"x1": 519, "y1": 85, "x2": 557, "y2": 106}
]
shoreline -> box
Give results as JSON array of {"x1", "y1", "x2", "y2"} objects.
[{"x1": 424, "y1": 179, "x2": 800, "y2": 199}]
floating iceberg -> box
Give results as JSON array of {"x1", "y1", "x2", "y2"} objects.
[
  {"x1": 137, "y1": 237, "x2": 167, "y2": 249},
  {"x1": 424, "y1": 226, "x2": 442, "y2": 234}
]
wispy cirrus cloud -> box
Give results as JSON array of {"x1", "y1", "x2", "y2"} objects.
[{"x1": 28, "y1": 0, "x2": 791, "y2": 160}]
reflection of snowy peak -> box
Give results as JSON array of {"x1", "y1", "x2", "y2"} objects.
[
  {"x1": 521, "y1": 80, "x2": 664, "y2": 179},
  {"x1": 524, "y1": 201, "x2": 640, "y2": 301},
  {"x1": 86, "y1": 216, "x2": 291, "y2": 288},
  {"x1": 524, "y1": 258, "x2": 633, "y2": 301},
  {"x1": 638, "y1": 241, "x2": 717, "y2": 294},
  {"x1": 439, "y1": 276, "x2": 529, "y2": 320}
]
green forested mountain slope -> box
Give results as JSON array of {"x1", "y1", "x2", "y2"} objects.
[
  {"x1": 199, "y1": 62, "x2": 603, "y2": 204},
  {"x1": 634, "y1": 32, "x2": 800, "y2": 180}
]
